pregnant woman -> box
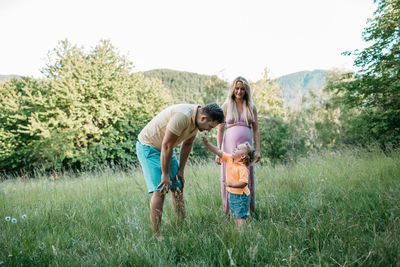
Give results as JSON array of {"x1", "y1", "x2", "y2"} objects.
[{"x1": 217, "y1": 76, "x2": 261, "y2": 216}]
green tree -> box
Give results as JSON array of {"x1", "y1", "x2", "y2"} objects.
[
  {"x1": 0, "y1": 39, "x2": 171, "y2": 172},
  {"x1": 0, "y1": 77, "x2": 49, "y2": 170},
  {"x1": 251, "y1": 69, "x2": 284, "y2": 117},
  {"x1": 249, "y1": 69, "x2": 308, "y2": 163},
  {"x1": 142, "y1": 69, "x2": 211, "y2": 104},
  {"x1": 291, "y1": 69, "x2": 350, "y2": 149},
  {"x1": 201, "y1": 75, "x2": 228, "y2": 106},
  {"x1": 330, "y1": 0, "x2": 400, "y2": 146}
]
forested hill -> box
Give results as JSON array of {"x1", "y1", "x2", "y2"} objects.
[
  {"x1": 142, "y1": 69, "x2": 211, "y2": 91},
  {"x1": 277, "y1": 69, "x2": 327, "y2": 107},
  {"x1": 141, "y1": 69, "x2": 220, "y2": 104},
  {"x1": 1, "y1": 69, "x2": 327, "y2": 107},
  {"x1": 0, "y1": 74, "x2": 21, "y2": 81},
  {"x1": 142, "y1": 68, "x2": 327, "y2": 107}
]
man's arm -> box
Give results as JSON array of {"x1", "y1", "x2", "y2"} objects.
[
  {"x1": 159, "y1": 129, "x2": 179, "y2": 193},
  {"x1": 216, "y1": 104, "x2": 227, "y2": 165},
  {"x1": 176, "y1": 135, "x2": 196, "y2": 188},
  {"x1": 179, "y1": 135, "x2": 195, "y2": 171},
  {"x1": 202, "y1": 137, "x2": 223, "y2": 158}
]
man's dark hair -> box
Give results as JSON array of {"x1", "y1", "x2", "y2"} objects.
[{"x1": 201, "y1": 103, "x2": 224, "y2": 123}]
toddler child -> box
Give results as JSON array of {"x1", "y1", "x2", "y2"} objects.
[{"x1": 202, "y1": 136, "x2": 256, "y2": 229}]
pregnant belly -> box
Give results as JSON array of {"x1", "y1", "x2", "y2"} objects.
[{"x1": 223, "y1": 126, "x2": 252, "y2": 153}]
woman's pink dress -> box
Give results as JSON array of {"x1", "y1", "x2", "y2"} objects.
[{"x1": 221, "y1": 113, "x2": 255, "y2": 215}]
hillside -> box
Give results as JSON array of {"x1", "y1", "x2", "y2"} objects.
[
  {"x1": 1, "y1": 69, "x2": 328, "y2": 108},
  {"x1": 0, "y1": 74, "x2": 21, "y2": 81},
  {"x1": 142, "y1": 69, "x2": 328, "y2": 108},
  {"x1": 141, "y1": 69, "x2": 227, "y2": 104},
  {"x1": 277, "y1": 69, "x2": 327, "y2": 108},
  {"x1": 142, "y1": 69, "x2": 211, "y2": 92}
]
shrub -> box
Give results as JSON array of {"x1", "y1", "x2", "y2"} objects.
[{"x1": 0, "y1": 40, "x2": 171, "y2": 172}]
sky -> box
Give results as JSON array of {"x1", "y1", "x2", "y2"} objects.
[{"x1": 0, "y1": 0, "x2": 377, "y2": 82}]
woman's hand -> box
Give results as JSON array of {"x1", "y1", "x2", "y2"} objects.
[
  {"x1": 255, "y1": 151, "x2": 261, "y2": 163},
  {"x1": 215, "y1": 155, "x2": 221, "y2": 165}
]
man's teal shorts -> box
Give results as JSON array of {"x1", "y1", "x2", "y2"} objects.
[{"x1": 136, "y1": 140, "x2": 182, "y2": 193}]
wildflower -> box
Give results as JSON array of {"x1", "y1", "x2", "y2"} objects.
[
  {"x1": 5, "y1": 217, "x2": 11, "y2": 221},
  {"x1": 11, "y1": 218, "x2": 17, "y2": 223},
  {"x1": 21, "y1": 214, "x2": 27, "y2": 219}
]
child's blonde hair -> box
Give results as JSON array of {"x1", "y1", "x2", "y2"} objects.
[{"x1": 241, "y1": 142, "x2": 256, "y2": 166}]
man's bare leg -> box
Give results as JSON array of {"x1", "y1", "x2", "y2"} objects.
[
  {"x1": 150, "y1": 190, "x2": 166, "y2": 240},
  {"x1": 170, "y1": 188, "x2": 186, "y2": 221}
]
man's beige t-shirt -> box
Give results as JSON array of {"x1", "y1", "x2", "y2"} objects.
[{"x1": 138, "y1": 104, "x2": 199, "y2": 150}]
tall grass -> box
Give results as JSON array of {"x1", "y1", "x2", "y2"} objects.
[{"x1": 1, "y1": 148, "x2": 399, "y2": 266}]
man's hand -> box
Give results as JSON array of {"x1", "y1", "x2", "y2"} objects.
[{"x1": 157, "y1": 173, "x2": 171, "y2": 193}]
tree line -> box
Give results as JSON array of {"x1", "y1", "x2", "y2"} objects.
[{"x1": 0, "y1": 0, "x2": 398, "y2": 173}]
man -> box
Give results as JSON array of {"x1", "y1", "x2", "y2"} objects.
[{"x1": 136, "y1": 103, "x2": 224, "y2": 240}]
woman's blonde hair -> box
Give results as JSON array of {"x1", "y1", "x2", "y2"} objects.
[{"x1": 225, "y1": 76, "x2": 255, "y2": 125}]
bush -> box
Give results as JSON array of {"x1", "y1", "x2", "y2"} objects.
[
  {"x1": 0, "y1": 40, "x2": 171, "y2": 172},
  {"x1": 258, "y1": 116, "x2": 308, "y2": 164}
]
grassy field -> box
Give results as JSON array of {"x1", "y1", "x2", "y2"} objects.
[{"x1": 1, "y1": 148, "x2": 399, "y2": 266}]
